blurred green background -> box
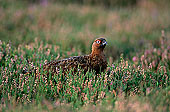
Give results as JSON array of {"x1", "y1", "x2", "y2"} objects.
[{"x1": 0, "y1": 0, "x2": 170, "y2": 60}]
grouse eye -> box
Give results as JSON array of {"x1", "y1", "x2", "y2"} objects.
[{"x1": 96, "y1": 40, "x2": 100, "y2": 44}]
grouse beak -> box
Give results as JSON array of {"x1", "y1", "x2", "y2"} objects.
[
  {"x1": 102, "y1": 41, "x2": 107, "y2": 46},
  {"x1": 100, "y1": 41, "x2": 107, "y2": 47},
  {"x1": 99, "y1": 41, "x2": 107, "y2": 48}
]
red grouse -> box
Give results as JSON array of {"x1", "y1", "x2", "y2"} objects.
[{"x1": 43, "y1": 38, "x2": 107, "y2": 74}]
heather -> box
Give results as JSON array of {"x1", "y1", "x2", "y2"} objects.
[{"x1": 0, "y1": 0, "x2": 170, "y2": 111}]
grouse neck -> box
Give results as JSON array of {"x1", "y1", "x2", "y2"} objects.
[{"x1": 91, "y1": 50, "x2": 104, "y2": 56}]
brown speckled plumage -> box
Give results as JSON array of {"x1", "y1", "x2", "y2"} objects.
[{"x1": 43, "y1": 38, "x2": 107, "y2": 74}]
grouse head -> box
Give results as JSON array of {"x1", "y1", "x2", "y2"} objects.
[{"x1": 92, "y1": 37, "x2": 107, "y2": 55}]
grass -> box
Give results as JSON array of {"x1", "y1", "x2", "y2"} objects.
[
  {"x1": 0, "y1": 32, "x2": 170, "y2": 111},
  {"x1": 0, "y1": 0, "x2": 170, "y2": 112}
]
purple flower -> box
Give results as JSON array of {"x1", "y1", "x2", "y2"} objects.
[
  {"x1": 40, "y1": 0, "x2": 48, "y2": 6},
  {"x1": 110, "y1": 81, "x2": 113, "y2": 85},
  {"x1": 168, "y1": 46, "x2": 170, "y2": 50},
  {"x1": 144, "y1": 50, "x2": 150, "y2": 56},
  {"x1": 132, "y1": 56, "x2": 138, "y2": 62},
  {"x1": 14, "y1": 55, "x2": 17, "y2": 60},
  {"x1": 112, "y1": 64, "x2": 115, "y2": 68}
]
